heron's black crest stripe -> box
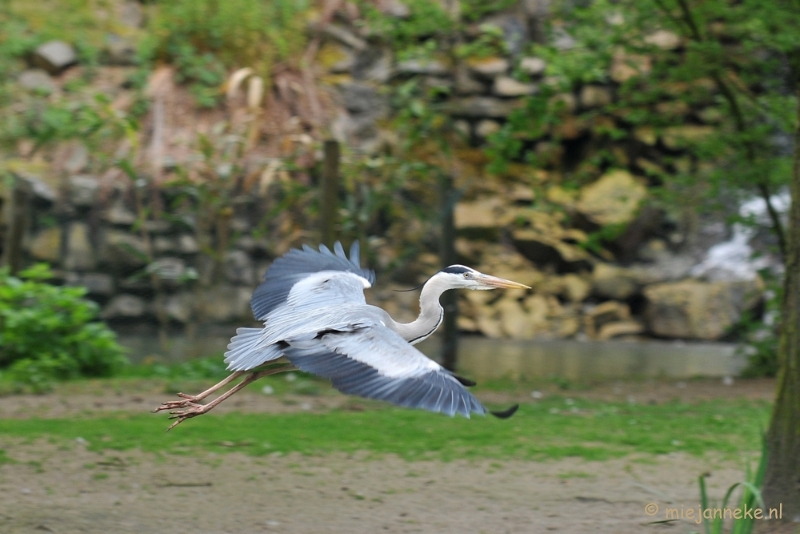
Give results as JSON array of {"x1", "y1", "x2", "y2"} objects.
[
  {"x1": 490, "y1": 404, "x2": 519, "y2": 419},
  {"x1": 393, "y1": 280, "x2": 426, "y2": 293},
  {"x1": 250, "y1": 241, "x2": 374, "y2": 320},
  {"x1": 452, "y1": 374, "x2": 476, "y2": 387},
  {"x1": 440, "y1": 265, "x2": 471, "y2": 275}
]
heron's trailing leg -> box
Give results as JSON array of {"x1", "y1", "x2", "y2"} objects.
[
  {"x1": 152, "y1": 371, "x2": 245, "y2": 413},
  {"x1": 164, "y1": 364, "x2": 298, "y2": 431}
]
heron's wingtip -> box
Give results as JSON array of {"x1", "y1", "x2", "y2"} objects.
[
  {"x1": 453, "y1": 374, "x2": 477, "y2": 387},
  {"x1": 490, "y1": 404, "x2": 519, "y2": 419}
]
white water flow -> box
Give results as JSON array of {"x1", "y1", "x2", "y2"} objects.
[{"x1": 690, "y1": 192, "x2": 790, "y2": 281}]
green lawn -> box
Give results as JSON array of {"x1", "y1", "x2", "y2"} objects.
[{"x1": 0, "y1": 396, "x2": 769, "y2": 462}]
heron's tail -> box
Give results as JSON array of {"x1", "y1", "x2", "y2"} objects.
[{"x1": 224, "y1": 327, "x2": 283, "y2": 371}]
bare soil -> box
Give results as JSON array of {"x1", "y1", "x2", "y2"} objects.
[{"x1": 0, "y1": 378, "x2": 796, "y2": 534}]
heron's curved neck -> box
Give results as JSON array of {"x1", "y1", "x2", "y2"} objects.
[{"x1": 392, "y1": 275, "x2": 449, "y2": 344}]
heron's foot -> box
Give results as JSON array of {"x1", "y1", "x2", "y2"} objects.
[
  {"x1": 165, "y1": 402, "x2": 209, "y2": 431},
  {"x1": 151, "y1": 393, "x2": 202, "y2": 413}
]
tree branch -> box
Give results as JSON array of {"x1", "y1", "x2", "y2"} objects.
[
  {"x1": 675, "y1": 0, "x2": 703, "y2": 42},
  {"x1": 671, "y1": 0, "x2": 788, "y2": 258},
  {"x1": 758, "y1": 182, "x2": 788, "y2": 258}
]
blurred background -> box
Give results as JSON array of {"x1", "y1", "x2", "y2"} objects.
[
  {"x1": 0, "y1": 0, "x2": 790, "y2": 387},
  {"x1": 2, "y1": 1, "x2": 798, "y2": 532}
]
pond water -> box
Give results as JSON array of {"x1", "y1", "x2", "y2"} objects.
[
  {"x1": 116, "y1": 325, "x2": 744, "y2": 380},
  {"x1": 419, "y1": 337, "x2": 743, "y2": 380}
]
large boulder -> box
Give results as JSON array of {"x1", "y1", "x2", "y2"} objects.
[
  {"x1": 576, "y1": 169, "x2": 647, "y2": 226},
  {"x1": 196, "y1": 285, "x2": 253, "y2": 323},
  {"x1": 65, "y1": 272, "x2": 115, "y2": 297},
  {"x1": 32, "y1": 40, "x2": 78, "y2": 74},
  {"x1": 478, "y1": 293, "x2": 579, "y2": 340},
  {"x1": 102, "y1": 294, "x2": 147, "y2": 320},
  {"x1": 444, "y1": 97, "x2": 523, "y2": 118},
  {"x1": 396, "y1": 58, "x2": 449, "y2": 76},
  {"x1": 454, "y1": 197, "x2": 508, "y2": 229},
  {"x1": 644, "y1": 30, "x2": 681, "y2": 50},
  {"x1": 644, "y1": 278, "x2": 763, "y2": 340},
  {"x1": 511, "y1": 211, "x2": 593, "y2": 273},
  {"x1": 590, "y1": 263, "x2": 640, "y2": 300},
  {"x1": 29, "y1": 227, "x2": 62, "y2": 263},
  {"x1": 103, "y1": 34, "x2": 137, "y2": 66},
  {"x1": 584, "y1": 301, "x2": 630, "y2": 339},
  {"x1": 454, "y1": 65, "x2": 486, "y2": 95},
  {"x1": 68, "y1": 175, "x2": 100, "y2": 207},
  {"x1": 493, "y1": 76, "x2": 537, "y2": 97},
  {"x1": 224, "y1": 250, "x2": 256, "y2": 285},
  {"x1": 103, "y1": 200, "x2": 138, "y2": 225},
  {"x1": 610, "y1": 50, "x2": 651, "y2": 82},
  {"x1": 99, "y1": 230, "x2": 148, "y2": 270},
  {"x1": 18, "y1": 69, "x2": 56, "y2": 93},
  {"x1": 467, "y1": 57, "x2": 509, "y2": 78},
  {"x1": 163, "y1": 292, "x2": 195, "y2": 324},
  {"x1": 661, "y1": 125, "x2": 714, "y2": 150},
  {"x1": 148, "y1": 257, "x2": 187, "y2": 281},
  {"x1": 519, "y1": 56, "x2": 546, "y2": 76},
  {"x1": 64, "y1": 223, "x2": 96, "y2": 271}
]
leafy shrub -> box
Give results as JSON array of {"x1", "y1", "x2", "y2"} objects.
[
  {"x1": 360, "y1": 0, "x2": 453, "y2": 61},
  {"x1": 140, "y1": 0, "x2": 309, "y2": 107},
  {"x1": 0, "y1": 264, "x2": 128, "y2": 392}
]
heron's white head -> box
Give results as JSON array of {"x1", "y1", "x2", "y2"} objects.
[{"x1": 436, "y1": 265, "x2": 530, "y2": 291}]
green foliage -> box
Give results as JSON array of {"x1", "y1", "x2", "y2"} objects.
[
  {"x1": 124, "y1": 355, "x2": 229, "y2": 382},
  {"x1": 0, "y1": 265, "x2": 127, "y2": 392},
  {"x1": 140, "y1": 0, "x2": 309, "y2": 106},
  {"x1": 460, "y1": 0, "x2": 519, "y2": 22},
  {"x1": 454, "y1": 24, "x2": 507, "y2": 59},
  {"x1": 359, "y1": 0, "x2": 453, "y2": 61},
  {"x1": 0, "y1": 93, "x2": 137, "y2": 154},
  {"x1": 359, "y1": 0, "x2": 516, "y2": 63},
  {"x1": 487, "y1": 0, "x2": 798, "y2": 256},
  {"x1": 1, "y1": 0, "x2": 127, "y2": 65}
]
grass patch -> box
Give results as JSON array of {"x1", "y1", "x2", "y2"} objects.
[{"x1": 0, "y1": 397, "x2": 769, "y2": 462}]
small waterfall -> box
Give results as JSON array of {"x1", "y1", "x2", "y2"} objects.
[{"x1": 690, "y1": 192, "x2": 789, "y2": 281}]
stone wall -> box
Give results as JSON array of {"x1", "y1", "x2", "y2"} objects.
[
  {"x1": 9, "y1": 171, "x2": 268, "y2": 328},
  {"x1": 312, "y1": 0, "x2": 770, "y2": 342},
  {"x1": 0, "y1": 1, "x2": 772, "y2": 342}
]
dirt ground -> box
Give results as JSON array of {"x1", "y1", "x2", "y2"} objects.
[{"x1": 0, "y1": 378, "x2": 797, "y2": 534}]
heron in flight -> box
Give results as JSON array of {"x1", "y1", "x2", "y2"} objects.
[{"x1": 155, "y1": 242, "x2": 529, "y2": 430}]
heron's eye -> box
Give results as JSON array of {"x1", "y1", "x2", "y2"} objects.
[{"x1": 463, "y1": 272, "x2": 470, "y2": 279}]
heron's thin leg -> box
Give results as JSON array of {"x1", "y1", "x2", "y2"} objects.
[
  {"x1": 152, "y1": 371, "x2": 245, "y2": 413},
  {"x1": 165, "y1": 364, "x2": 298, "y2": 430}
]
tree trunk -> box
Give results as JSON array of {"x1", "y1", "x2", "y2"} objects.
[
  {"x1": 319, "y1": 140, "x2": 340, "y2": 248},
  {"x1": 762, "y1": 81, "x2": 800, "y2": 521},
  {"x1": 3, "y1": 177, "x2": 30, "y2": 275},
  {"x1": 439, "y1": 173, "x2": 459, "y2": 372}
]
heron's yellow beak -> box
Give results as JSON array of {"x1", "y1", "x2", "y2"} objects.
[{"x1": 476, "y1": 274, "x2": 531, "y2": 290}]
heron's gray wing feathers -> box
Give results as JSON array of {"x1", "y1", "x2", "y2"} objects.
[
  {"x1": 224, "y1": 327, "x2": 284, "y2": 371},
  {"x1": 251, "y1": 241, "x2": 374, "y2": 320},
  {"x1": 226, "y1": 272, "x2": 375, "y2": 371},
  {"x1": 284, "y1": 325, "x2": 486, "y2": 418}
]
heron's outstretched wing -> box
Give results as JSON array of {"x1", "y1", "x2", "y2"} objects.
[
  {"x1": 226, "y1": 242, "x2": 374, "y2": 371},
  {"x1": 251, "y1": 241, "x2": 375, "y2": 320},
  {"x1": 283, "y1": 324, "x2": 487, "y2": 418}
]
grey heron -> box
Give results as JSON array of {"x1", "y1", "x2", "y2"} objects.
[{"x1": 155, "y1": 242, "x2": 529, "y2": 430}]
